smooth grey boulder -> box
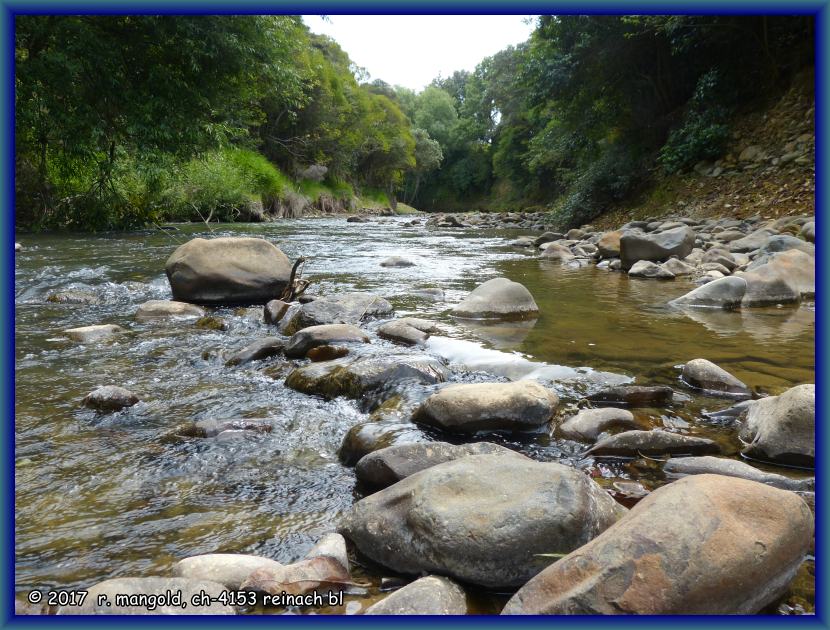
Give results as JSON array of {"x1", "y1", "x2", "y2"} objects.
[
  {"x1": 502, "y1": 474, "x2": 813, "y2": 614},
  {"x1": 681, "y1": 358, "x2": 751, "y2": 397},
  {"x1": 173, "y1": 554, "x2": 284, "y2": 590},
  {"x1": 668, "y1": 276, "x2": 747, "y2": 309},
  {"x1": 64, "y1": 323, "x2": 126, "y2": 343},
  {"x1": 165, "y1": 237, "x2": 292, "y2": 305},
  {"x1": 377, "y1": 318, "x2": 439, "y2": 346},
  {"x1": 740, "y1": 384, "x2": 814, "y2": 466},
  {"x1": 286, "y1": 354, "x2": 448, "y2": 408},
  {"x1": 57, "y1": 577, "x2": 233, "y2": 614},
  {"x1": 82, "y1": 385, "x2": 139, "y2": 412},
  {"x1": 663, "y1": 456, "x2": 813, "y2": 492},
  {"x1": 728, "y1": 228, "x2": 777, "y2": 253},
  {"x1": 756, "y1": 234, "x2": 815, "y2": 257},
  {"x1": 225, "y1": 337, "x2": 284, "y2": 366},
  {"x1": 364, "y1": 576, "x2": 467, "y2": 615},
  {"x1": 620, "y1": 226, "x2": 695, "y2": 269},
  {"x1": 413, "y1": 380, "x2": 559, "y2": 434},
  {"x1": 263, "y1": 299, "x2": 290, "y2": 325},
  {"x1": 380, "y1": 256, "x2": 415, "y2": 268},
  {"x1": 135, "y1": 300, "x2": 205, "y2": 322},
  {"x1": 628, "y1": 260, "x2": 675, "y2": 279},
  {"x1": 355, "y1": 441, "x2": 525, "y2": 488},
  {"x1": 451, "y1": 277, "x2": 539, "y2": 320},
  {"x1": 738, "y1": 263, "x2": 801, "y2": 307},
  {"x1": 587, "y1": 430, "x2": 720, "y2": 457},
  {"x1": 558, "y1": 408, "x2": 638, "y2": 441},
  {"x1": 284, "y1": 324, "x2": 369, "y2": 358},
  {"x1": 278, "y1": 292, "x2": 393, "y2": 335},
  {"x1": 339, "y1": 454, "x2": 626, "y2": 589},
  {"x1": 586, "y1": 385, "x2": 674, "y2": 407},
  {"x1": 661, "y1": 258, "x2": 695, "y2": 276},
  {"x1": 746, "y1": 249, "x2": 814, "y2": 299},
  {"x1": 540, "y1": 243, "x2": 575, "y2": 262}
]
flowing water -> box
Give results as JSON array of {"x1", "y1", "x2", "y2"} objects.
[{"x1": 14, "y1": 217, "x2": 815, "y2": 614}]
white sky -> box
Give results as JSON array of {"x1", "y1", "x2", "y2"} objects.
[{"x1": 301, "y1": 15, "x2": 537, "y2": 92}]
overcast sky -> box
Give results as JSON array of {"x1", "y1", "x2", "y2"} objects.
[{"x1": 301, "y1": 15, "x2": 537, "y2": 92}]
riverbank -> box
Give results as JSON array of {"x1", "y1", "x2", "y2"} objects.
[{"x1": 14, "y1": 215, "x2": 814, "y2": 615}]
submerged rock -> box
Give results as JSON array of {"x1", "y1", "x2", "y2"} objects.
[
  {"x1": 339, "y1": 421, "x2": 425, "y2": 465},
  {"x1": 225, "y1": 337, "x2": 284, "y2": 366},
  {"x1": 57, "y1": 577, "x2": 233, "y2": 615},
  {"x1": 502, "y1": 474, "x2": 813, "y2": 614},
  {"x1": 668, "y1": 276, "x2": 747, "y2": 309},
  {"x1": 364, "y1": 576, "x2": 467, "y2": 615},
  {"x1": 339, "y1": 454, "x2": 625, "y2": 589},
  {"x1": 179, "y1": 419, "x2": 273, "y2": 438},
  {"x1": 135, "y1": 299, "x2": 205, "y2": 321},
  {"x1": 284, "y1": 324, "x2": 369, "y2": 358},
  {"x1": 663, "y1": 456, "x2": 813, "y2": 492},
  {"x1": 558, "y1": 408, "x2": 638, "y2": 441},
  {"x1": 165, "y1": 237, "x2": 292, "y2": 305},
  {"x1": 586, "y1": 385, "x2": 674, "y2": 407},
  {"x1": 64, "y1": 323, "x2": 126, "y2": 343},
  {"x1": 413, "y1": 380, "x2": 559, "y2": 434},
  {"x1": 681, "y1": 358, "x2": 751, "y2": 397},
  {"x1": 278, "y1": 292, "x2": 393, "y2": 335},
  {"x1": 173, "y1": 554, "x2": 284, "y2": 590},
  {"x1": 46, "y1": 289, "x2": 100, "y2": 305},
  {"x1": 620, "y1": 226, "x2": 695, "y2": 269},
  {"x1": 740, "y1": 384, "x2": 814, "y2": 466},
  {"x1": 587, "y1": 430, "x2": 720, "y2": 457},
  {"x1": 380, "y1": 256, "x2": 415, "y2": 268},
  {"x1": 285, "y1": 354, "x2": 448, "y2": 408},
  {"x1": 82, "y1": 385, "x2": 140, "y2": 412},
  {"x1": 451, "y1": 277, "x2": 539, "y2": 320},
  {"x1": 306, "y1": 345, "x2": 350, "y2": 361},
  {"x1": 355, "y1": 441, "x2": 525, "y2": 489}
]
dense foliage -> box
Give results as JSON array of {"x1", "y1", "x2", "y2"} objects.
[{"x1": 15, "y1": 15, "x2": 813, "y2": 230}]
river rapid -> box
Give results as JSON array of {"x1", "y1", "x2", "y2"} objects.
[{"x1": 14, "y1": 216, "x2": 815, "y2": 614}]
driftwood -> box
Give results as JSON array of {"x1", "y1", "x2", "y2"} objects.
[{"x1": 280, "y1": 256, "x2": 311, "y2": 302}]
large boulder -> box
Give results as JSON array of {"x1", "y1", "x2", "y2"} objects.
[
  {"x1": 668, "y1": 276, "x2": 747, "y2": 309},
  {"x1": 738, "y1": 263, "x2": 801, "y2": 307},
  {"x1": 364, "y1": 576, "x2": 467, "y2": 615},
  {"x1": 740, "y1": 384, "x2": 814, "y2": 466},
  {"x1": 355, "y1": 441, "x2": 525, "y2": 488},
  {"x1": 285, "y1": 354, "x2": 448, "y2": 409},
  {"x1": 502, "y1": 474, "x2": 813, "y2": 614},
  {"x1": 284, "y1": 324, "x2": 369, "y2": 358},
  {"x1": 620, "y1": 227, "x2": 695, "y2": 269},
  {"x1": 747, "y1": 249, "x2": 814, "y2": 299},
  {"x1": 587, "y1": 430, "x2": 720, "y2": 457},
  {"x1": 413, "y1": 380, "x2": 558, "y2": 434},
  {"x1": 681, "y1": 358, "x2": 751, "y2": 397},
  {"x1": 756, "y1": 234, "x2": 815, "y2": 258},
  {"x1": 663, "y1": 456, "x2": 813, "y2": 492},
  {"x1": 278, "y1": 292, "x2": 393, "y2": 335},
  {"x1": 339, "y1": 454, "x2": 625, "y2": 589},
  {"x1": 64, "y1": 323, "x2": 126, "y2": 343},
  {"x1": 558, "y1": 408, "x2": 638, "y2": 442},
  {"x1": 165, "y1": 237, "x2": 292, "y2": 305},
  {"x1": 451, "y1": 277, "x2": 539, "y2": 320},
  {"x1": 57, "y1": 577, "x2": 233, "y2": 614}
]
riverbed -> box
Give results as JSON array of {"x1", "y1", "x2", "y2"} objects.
[{"x1": 14, "y1": 216, "x2": 815, "y2": 613}]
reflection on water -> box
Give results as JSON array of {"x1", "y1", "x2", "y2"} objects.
[{"x1": 14, "y1": 218, "x2": 814, "y2": 611}]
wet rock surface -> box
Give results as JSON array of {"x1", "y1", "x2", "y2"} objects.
[
  {"x1": 502, "y1": 474, "x2": 814, "y2": 614},
  {"x1": 81, "y1": 385, "x2": 140, "y2": 412},
  {"x1": 740, "y1": 384, "x2": 814, "y2": 466},
  {"x1": 339, "y1": 454, "x2": 626, "y2": 589},
  {"x1": 451, "y1": 277, "x2": 539, "y2": 320},
  {"x1": 587, "y1": 430, "x2": 720, "y2": 457},
  {"x1": 364, "y1": 576, "x2": 468, "y2": 615}
]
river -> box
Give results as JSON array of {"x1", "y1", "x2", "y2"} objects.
[{"x1": 14, "y1": 217, "x2": 815, "y2": 614}]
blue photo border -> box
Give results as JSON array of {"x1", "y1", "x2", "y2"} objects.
[{"x1": 1, "y1": 1, "x2": 826, "y2": 627}]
